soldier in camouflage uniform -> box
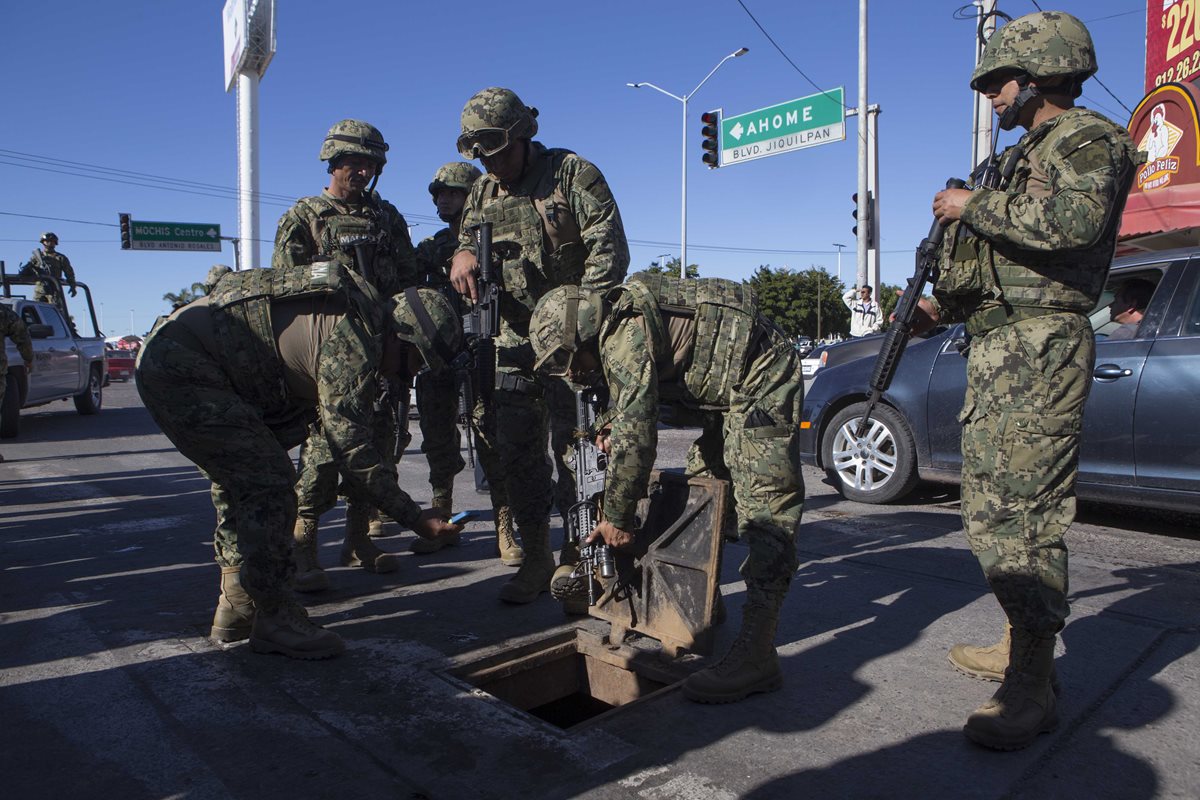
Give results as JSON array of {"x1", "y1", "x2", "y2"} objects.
[
  {"x1": 410, "y1": 162, "x2": 522, "y2": 565},
  {"x1": 450, "y1": 87, "x2": 630, "y2": 603},
  {"x1": 136, "y1": 264, "x2": 463, "y2": 659},
  {"x1": 0, "y1": 303, "x2": 34, "y2": 463},
  {"x1": 529, "y1": 273, "x2": 805, "y2": 704},
  {"x1": 273, "y1": 120, "x2": 421, "y2": 592},
  {"x1": 917, "y1": 11, "x2": 1141, "y2": 749},
  {"x1": 24, "y1": 232, "x2": 77, "y2": 314}
]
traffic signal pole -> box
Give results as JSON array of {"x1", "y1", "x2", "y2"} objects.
[{"x1": 856, "y1": 0, "x2": 869, "y2": 291}]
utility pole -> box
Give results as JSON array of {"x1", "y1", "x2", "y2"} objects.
[
  {"x1": 866, "y1": 104, "x2": 881, "y2": 295},
  {"x1": 223, "y1": 0, "x2": 276, "y2": 270},
  {"x1": 971, "y1": 0, "x2": 997, "y2": 174},
  {"x1": 817, "y1": 276, "x2": 823, "y2": 342}
]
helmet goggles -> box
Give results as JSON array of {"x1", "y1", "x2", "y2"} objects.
[{"x1": 457, "y1": 121, "x2": 520, "y2": 159}]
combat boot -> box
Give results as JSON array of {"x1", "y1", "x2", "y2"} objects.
[
  {"x1": 950, "y1": 622, "x2": 1060, "y2": 693},
  {"x1": 292, "y1": 518, "x2": 329, "y2": 593},
  {"x1": 963, "y1": 630, "x2": 1058, "y2": 750},
  {"x1": 410, "y1": 490, "x2": 461, "y2": 554},
  {"x1": 340, "y1": 503, "x2": 398, "y2": 573},
  {"x1": 683, "y1": 602, "x2": 783, "y2": 704},
  {"x1": 249, "y1": 596, "x2": 344, "y2": 660},
  {"x1": 498, "y1": 521, "x2": 555, "y2": 604},
  {"x1": 366, "y1": 508, "x2": 386, "y2": 539},
  {"x1": 210, "y1": 566, "x2": 255, "y2": 643},
  {"x1": 550, "y1": 540, "x2": 589, "y2": 614},
  {"x1": 494, "y1": 505, "x2": 524, "y2": 566}
]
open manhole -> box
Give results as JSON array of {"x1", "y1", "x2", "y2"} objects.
[{"x1": 447, "y1": 627, "x2": 688, "y2": 730}]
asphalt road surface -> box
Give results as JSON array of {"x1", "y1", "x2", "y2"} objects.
[{"x1": 2, "y1": 381, "x2": 1198, "y2": 799}]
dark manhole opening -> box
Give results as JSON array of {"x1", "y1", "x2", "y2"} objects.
[{"x1": 449, "y1": 628, "x2": 684, "y2": 730}]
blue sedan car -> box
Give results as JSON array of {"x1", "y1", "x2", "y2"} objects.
[{"x1": 798, "y1": 248, "x2": 1200, "y2": 511}]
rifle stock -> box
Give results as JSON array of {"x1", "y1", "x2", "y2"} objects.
[{"x1": 854, "y1": 178, "x2": 966, "y2": 439}]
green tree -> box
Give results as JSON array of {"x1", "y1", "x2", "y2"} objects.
[
  {"x1": 162, "y1": 282, "x2": 207, "y2": 310},
  {"x1": 641, "y1": 256, "x2": 699, "y2": 278},
  {"x1": 747, "y1": 264, "x2": 848, "y2": 340},
  {"x1": 879, "y1": 282, "x2": 903, "y2": 324}
]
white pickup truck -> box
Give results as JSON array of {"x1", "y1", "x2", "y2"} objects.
[{"x1": 2, "y1": 268, "x2": 107, "y2": 439}]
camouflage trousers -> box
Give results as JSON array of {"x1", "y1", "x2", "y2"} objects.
[
  {"x1": 295, "y1": 406, "x2": 404, "y2": 520},
  {"x1": 135, "y1": 323, "x2": 305, "y2": 612},
  {"x1": 688, "y1": 341, "x2": 805, "y2": 612},
  {"x1": 960, "y1": 311, "x2": 1095, "y2": 637},
  {"x1": 416, "y1": 369, "x2": 465, "y2": 497},
  {"x1": 493, "y1": 324, "x2": 578, "y2": 532}
]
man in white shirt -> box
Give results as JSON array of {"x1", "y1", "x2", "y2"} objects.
[{"x1": 843, "y1": 285, "x2": 882, "y2": 337}]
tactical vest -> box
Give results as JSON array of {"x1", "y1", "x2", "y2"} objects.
[
  {"x1": 938, "y1": 109, "x2": 1141, "y2": 333},
  {"x1": 206, "y1": 262, "x2": 383, "y2": 422},
  {"x1": 607, "y1": 272, "x2": 777, "y2": 409},
  {"x1": 416, "y1": 227, "x2": 464, "y2": 314},
  {"x1": 289, "y1": 192, "x2": 405, "y2": 298},
  {"x1": 476, "y1": 146, "x2": 587, "y2": 331}
]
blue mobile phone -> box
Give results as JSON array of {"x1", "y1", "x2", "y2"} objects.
[{"x1": 449, "y1": 510, "x2": 475, "y2": 525}]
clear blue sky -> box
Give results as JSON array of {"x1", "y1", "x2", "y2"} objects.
[{"x1": 1, "y1": 1, "x2": 1146, "y2": 337}]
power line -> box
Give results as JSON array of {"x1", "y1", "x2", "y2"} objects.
[
  {"x1": 734, "y1": 0, "x2": 850, "y2": 109},
  {"x1": 0, "y1": 149, "x2": 445, "y2": 226}
]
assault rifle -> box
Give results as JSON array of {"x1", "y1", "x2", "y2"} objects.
[
  {"x1": 450, "y1": 352, "x2": 476, "y2": 468},
  {"x1": 379, "y1": 374, "x2": 410, "y2": 462},
  {"x1": 855, "y1": 178, "x2": 966, "y2": 439},
  {"x1": 338, "y1": 233, "x2": 376, "y2": 286},
  {"x1": 564, "y1": 386, "x2": 616, "y2": 606},
  {"x1": 458, "y1": 222, "x2": 501, "y2": 436}
]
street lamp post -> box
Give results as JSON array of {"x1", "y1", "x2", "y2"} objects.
[
  {"x1": 627, "y1": 47, "x2": 749, "y2": 280},
  {"x1": 655, "y1": 252, "x2": 672, "y2": 273},
  {"x1": 832, "y1": 242, "x2": 847, "y2": 286}
]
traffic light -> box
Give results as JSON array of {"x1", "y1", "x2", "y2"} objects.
[
  {"x1": 700, "y1": 110, "x2": 720, "y2": 168},
  {"x1": 119, "y1": 213, "x2": 132, "y2": 250},
  {"x1": 851, "y1": 192, "x2": 874, "y2": 247}
]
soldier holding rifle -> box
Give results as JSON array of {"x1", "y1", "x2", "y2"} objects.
[
  {"x1": 910, "y1": 12, "x2": 1140, "y2": 749},
  {"x1": 450, "y1": 87, "x2": 630, "y2": 605}
]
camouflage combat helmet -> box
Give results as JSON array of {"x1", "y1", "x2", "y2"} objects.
[
  {"x1": 319, "y1": 119, "x2": 389, "y2": 165},
  {"x1": 457, "y1": 87, "x2": 539, "y2": 159},
  {"x1": 204, "y1": 264, "x2": 233, "y2": 293},
  {"x1": 971, "y1": 11, "x2": 1097, "y2": 94},
  {"x1": 391, "y1": 287, "x2": 462, "y2": 372},
  {"x1": 530, "y1": 285, "x2": 605, "y2": 376},
  {"x1": 428, "y1": 162, "x2": 483, "y2": 196},
  {"x1": 40, "y1": 231, "x2": 58, "y2": 243}
]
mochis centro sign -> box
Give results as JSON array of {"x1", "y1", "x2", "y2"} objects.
[{"x1": 719, "y1": 87, "x2": 846, "y2": 166}]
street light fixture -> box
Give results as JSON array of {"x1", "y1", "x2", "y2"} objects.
[
  {"x1": 627, "y1": 46, "x2": 749, "y2": 280},
  {"x1": 655, "y1": 252, "x2": 672, "y2": 273}
]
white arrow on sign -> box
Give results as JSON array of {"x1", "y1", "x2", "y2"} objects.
[
  {"x1": 730, "y1": 122, "x2": 745, "y2": 141},
  {"x1": 206, "y1": 228, "x2": 218, "y2": 238}
]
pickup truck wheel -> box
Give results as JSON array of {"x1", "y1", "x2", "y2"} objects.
[
  {"x1": 1, "y1": 372, "x2": 19, "y2": 438},
  {"x1": 74, "y1": 365, "x2": 103, "y2": 415},
  {"x1": 822, "y1": 402, "x2": 920, "y2": 504}
]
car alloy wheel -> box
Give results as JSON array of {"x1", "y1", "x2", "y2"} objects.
[{"x1": 822, "y1": 402, "x2": 919, "y2": 504}]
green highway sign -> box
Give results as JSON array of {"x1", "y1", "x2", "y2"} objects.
[
  {"x1": 719, "y1": 87, "x2": 845, "y2": 166},
  {"x1": 128, "y1": 219, "x2": 222, "y2": 252}
]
